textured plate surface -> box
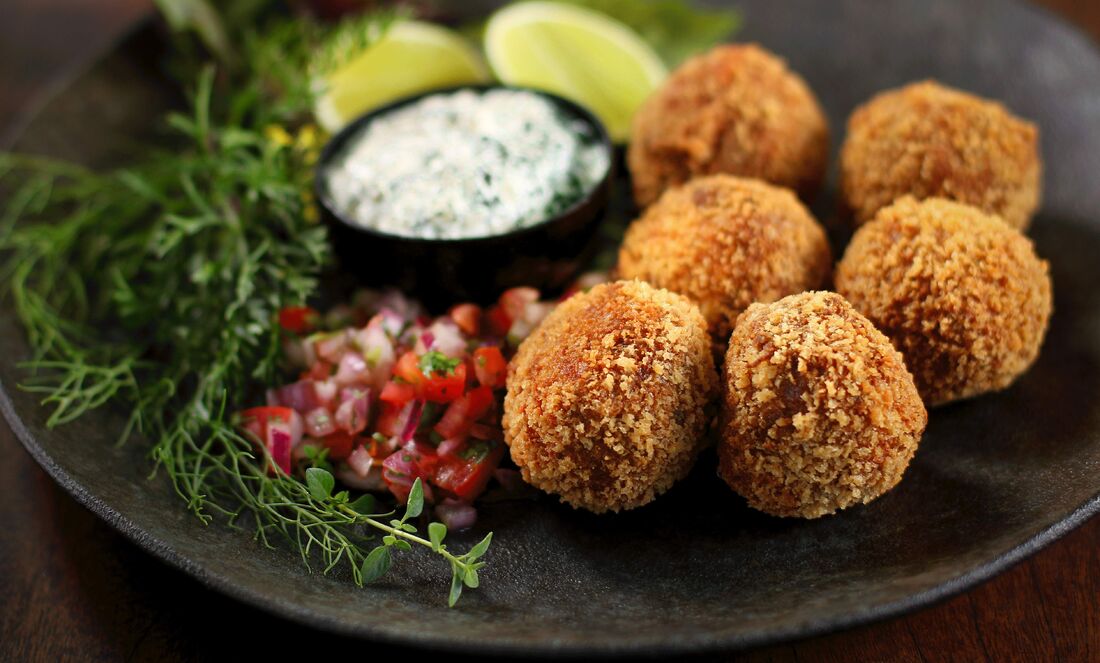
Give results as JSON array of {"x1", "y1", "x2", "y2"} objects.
[{"x1": 3, "y1": 0, "x2": 1100, "y2": 655}]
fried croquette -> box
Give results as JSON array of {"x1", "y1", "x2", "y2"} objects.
[
  {"x1": 835, "y1": 197, "x2": 1052, "y2": 406},
  {"x1": 718, "y1": 291, "x2": 927, "y2": 519},
  {"x1": 628, "y1": 44, "x2": 829, "y2": 208},
  {"x1": 617, "y1": 175, "x2": 831, "y2": 341},
  {"x1": 502, "y1": 280, "x2": 717, "y2": 513},
  {"x1": 840, "y1": 80, "x2": 1041, "y2": 230}
]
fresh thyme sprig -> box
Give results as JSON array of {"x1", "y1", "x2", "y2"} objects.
[
  {"x1": 0, "y1": 6, "x2": 489, "y2": 605},
  {"x1": 323, "y1": 476, "x2": 491, "y2": 607}
]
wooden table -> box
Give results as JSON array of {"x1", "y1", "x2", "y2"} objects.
[{"x1": 1, "y1": 2, "x2": 1097, "y2": 660}]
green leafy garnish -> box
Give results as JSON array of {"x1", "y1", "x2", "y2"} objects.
[
  {"x1": 418, "y1": 350, "x2": 461, "y2": 376},
  {"x1": 361, "y1": 545, "x2": 392, "y2": 583},
  {"x1": 310, "y1": 9, "x2": 408, "y2": 78},
  {"x1": 404, "y1": 479, "x2": 425, "y2": 519},
  {"x1": 561, "y1": 0, "x2": 740, "y2": 66},
  {"x1": 349, "y1": 493, "x2": 378, "y2": 515},
  {"x1": 0, "y1": 3, "x2": 490, "y2": 606},
  {"x1": 154, "y1": 0, "x2": 234, "y2": 64},
  {"x1": 305, "y1": 467, "x2": 336, "y2": 501},
  {"x1": 353, "y1": 478, "x2": 487, "y2": 603},
  {"x1": 428, "y1": 522, "x2": 447, "y2": 551},
  {"x1": 459, "y1": 440, "x2": 492, "y2": 462},
  {"x1": 300, "y1": 444, "x2": 333, "y2": 472},
  {"x1": 449, "y1": 569, "x2": 466, "y2": 606}
]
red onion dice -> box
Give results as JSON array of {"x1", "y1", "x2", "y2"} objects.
[
  {"x1": 435, "y1": 499, "x2": 477, "y2": 531},
  {"x1": 303, "y1": 407, "x2": 336, "y2": 438},
  {"x1": 334, "y1": 389, "x2": 370, "y2": 435},
  {"x1": 269, "y1": 380, "x2": 322, "y2": 412},
  {"x1": 346, "y1": 445, "x2": 375, "y2": 478},
  {"x1": 334, "y1": 351, "x2": 370, "y2": 386}
]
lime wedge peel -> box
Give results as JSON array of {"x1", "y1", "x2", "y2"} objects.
[
  {"x1": 484, "y1": 1, "x2": 668, "y2": 141},
  {"x1": 314, "y1": 20, "x2": 491, "y2": 133}
]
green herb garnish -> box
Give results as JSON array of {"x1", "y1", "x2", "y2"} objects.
[
  {"x1": 300, "y1": 444, "x2": 333, "y2": 472},
  {"x1": 418, "y1": 350, "x2": 461, "y2": 376},
  {"x1": 359, "y1": 478, "x2": 490, "y2": 607},
  {"x1": 562, "y1": 0, "x2": 740, "y2": 66},
  {"x1": 0, "y1": 3, "x2": 488, "y2": 605},
  {"x1": 460, "y1": 440, "x2": 493, "y2": 462}
]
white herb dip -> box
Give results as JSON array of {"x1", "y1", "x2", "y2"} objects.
[{"x1": 321, "y1": 88, "x2": 609, "y2": 240}]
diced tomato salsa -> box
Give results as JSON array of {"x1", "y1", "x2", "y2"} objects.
[{"x1": 237, "y1": 287, "x2": 561, "y2": 518}]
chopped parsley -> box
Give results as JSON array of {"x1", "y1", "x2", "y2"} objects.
[
  {"x1": 419, "y1": 350, "x2": 461, "y2": 376},
  {"x1": 460, "y1": 440, "x2": 493, "y2": 462}
]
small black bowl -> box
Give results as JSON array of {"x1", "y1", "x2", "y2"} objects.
[{"x1": 314, "y1": 84, "x2": 614, "y2": 308}]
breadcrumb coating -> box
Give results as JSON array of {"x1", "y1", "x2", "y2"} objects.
[
  {"x1": 719, "y1": 291, "x2": 927, "y2": 519},
  {"x1": 840, "y1": 80, "x2": 1041, "y2": 230},
  {"x1": 503, "y1": 280, "x2": 717, "y2": 513},
  {"x1": 835, "y1": 197, "x2": 1053, "y2": 405},
  {"x1": 618, "y1": 175, "x2": 832, "y2": 341},
  {"x1": 627, "y1": 44, "x2": 829, "y2": 208}
]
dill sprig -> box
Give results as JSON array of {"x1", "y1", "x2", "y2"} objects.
[{"x1": 0, "y1": 7, "x2": 489, "y2": 605}]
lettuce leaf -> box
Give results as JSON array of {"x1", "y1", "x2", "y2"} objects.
[{"x1": 556, "y1": 0, "x2": 741, "y2": 66}]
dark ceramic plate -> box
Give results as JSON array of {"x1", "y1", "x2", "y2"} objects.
[{"x1": 3, "y1": 0, "x2": 1099, "y2": 656}]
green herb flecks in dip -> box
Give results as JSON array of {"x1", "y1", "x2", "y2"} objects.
[{"x1": 322, "y1": 88, "x2": 609, "y2": 239}]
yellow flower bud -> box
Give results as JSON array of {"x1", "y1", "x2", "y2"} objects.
[{"x1": 264, "y1": 124, "x2": 293, "y2": 147}]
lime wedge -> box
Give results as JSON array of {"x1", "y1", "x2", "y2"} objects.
[
  {"x1": 314, "y1": 20, "x2": 490, "y2": 133},
  {"x1": 484, "y1": 1, "x2": 667, "y2": 142}
]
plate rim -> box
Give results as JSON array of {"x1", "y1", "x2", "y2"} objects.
[{"x1": 5, "y1": 377, "x2": 1098, "y2": 656}]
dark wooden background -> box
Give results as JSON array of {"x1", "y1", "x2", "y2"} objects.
[{"x1": 1, "y1": 1, "x2": 1097, "y2": 661}]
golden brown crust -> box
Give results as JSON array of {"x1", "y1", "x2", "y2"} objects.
[
  {"x1": 627, "y1": 44, "x2": 829, "y2": 208},
  {"x1": 719, "y1": 291, "x2": 927, "y2": 519},
  {"x1": 835, "y1": 196, "x2": 1053, "y2": 405},
  {"x1": 502, "y1": 280, "x2": 717, "y2": 513},
  {"x1": 840, "y1": 80, "x2": 1041, "y2": 230},
  {"x1": 617, "y1": 175, "x2": 832, "y2": 342}
]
